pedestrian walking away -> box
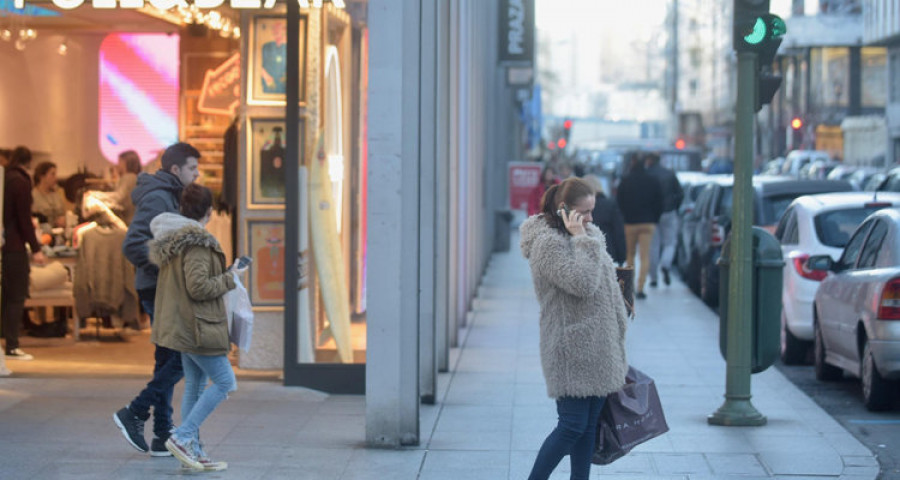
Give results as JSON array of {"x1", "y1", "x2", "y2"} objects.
[
  {"x1": 645, "y1": 152, "x2": 683, "y2": 287},
  {"x1": 149, "y1": 184, "x2": 239, "y2": 472},
  {"x1": 114, "y1": 142, "x2": 200, "y2": 456},
  {"x1": 519, "y1": 177, "x2": 630, "y2": 480},
  {"x1": 582, "y1": 174, "x2": 627, "y2": 265},
  {"x1": 616, "y1": 151, "x2": 663, "y2": 299}
]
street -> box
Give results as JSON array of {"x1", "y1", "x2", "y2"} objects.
[
  {"x1": 776, "y1": 362, "x2": 900, "y2": 480},
  {"x1": 692, "y1": 293, "x2": 900, "y2": 480}
]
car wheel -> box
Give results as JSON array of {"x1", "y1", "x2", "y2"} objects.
[
  {"x1": 814, "y1": 320, "x2": 842, "y2": 381},
  {"x1": 688, "y1": 254, "x2": 701, "y2": 295},
  {"x1": 700, "y1": 263, "x2": 718, "y2": 307},
  {"x1": 861, "y1": 339, "x2": 895, "y2": 412},
  {"x1": 780, "y1": 310, "x2": 809, "y2": 365}
]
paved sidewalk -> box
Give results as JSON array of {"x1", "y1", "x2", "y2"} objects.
[{"x1": 0, "y1": 231, "x2": 879, "y2": 479}]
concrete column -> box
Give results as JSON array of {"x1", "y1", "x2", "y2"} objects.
[
  {"x1": 447, "y1": 0, "x2": 461, "y2": 347},
  {"x1": 434, "y1": 0, "x2": 452, "y2": 372},
  {"x1": 366, "y1": 0, "x2": 421, "y2": 447},
  {"x1": 418, "y1": 0, "x2": 438, "y2": 405}
]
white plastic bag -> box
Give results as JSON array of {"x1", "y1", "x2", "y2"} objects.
[{"x1": 224, "y1": 271, "x2": 254, "y2": 352}]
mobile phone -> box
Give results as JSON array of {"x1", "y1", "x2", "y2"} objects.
[
  {"x1": 235, "y1": 256, "x2": 252, "y2": 269},
  {"x1": 557, "y1": 203, "x2": 571, "y2": 218}
]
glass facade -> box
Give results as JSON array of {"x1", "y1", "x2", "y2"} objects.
[{"x1": 811, "y1": 47, "x2": 850, "y2": 108}]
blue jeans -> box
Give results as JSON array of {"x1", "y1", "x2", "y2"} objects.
[
  {"x1": 129, "y1": 290, "x2": 184, "y2": 438},
  {"x1": 174, "y1": 352, "x2": 237, "y2": 443},
  {"x1": 528, "y1": 396, "x2": 606, "y2": 480}
]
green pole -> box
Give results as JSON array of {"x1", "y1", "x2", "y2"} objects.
[{"x1": 708, "y1": 50, "x2": 766, "y2": 427}]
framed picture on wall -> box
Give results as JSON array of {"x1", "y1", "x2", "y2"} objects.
[
  {"x1": 247, "y1": 220, "x2": 285, "y2": 306},
  {"x1": 247, "y1": 117, "x2": 306, "y2": 207},
  {"x1": 248, "y1": 15, "x2": 308, "y2": 105}
]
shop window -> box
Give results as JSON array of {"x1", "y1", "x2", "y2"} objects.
[
  {"x1": 890, "y1": 50, "x2": 900, "y2": 103},
  {"x1": 99, "y1": 33, "x2": 180, "y2": 165},
  {"x1": 810, "y1": 47, "x2": 849, "y2": 108},
  {"x1": 861, "y1": 47, "x2": 887, "y2": 108}
]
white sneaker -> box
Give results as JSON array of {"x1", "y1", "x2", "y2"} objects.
[{"x1": 5, "y1": 348, "x2": 33, "y2": 361}]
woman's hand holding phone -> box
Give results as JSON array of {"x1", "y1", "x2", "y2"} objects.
[{"x1": 559, "y1": 205, "x2": 585, "y2": 237}]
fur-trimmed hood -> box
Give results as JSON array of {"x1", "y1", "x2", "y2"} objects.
[
  {"x1": 520, "y1": 214, "x2": 608, "y2": 261},
  {"x1": 148, "y1": 213, "x2": 222, "y2": 267}
]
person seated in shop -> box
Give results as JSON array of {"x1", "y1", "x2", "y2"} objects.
[
  {"x1": 32, "y1": 161, "x2": 67, "y2": 229},
  {"x1": 88, "y1": 150, "x2": 142, "y2": 225}
]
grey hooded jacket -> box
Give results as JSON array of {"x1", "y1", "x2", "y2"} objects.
[{"x1": 520, "y1": 215, "x2": 629, "y2": 399}]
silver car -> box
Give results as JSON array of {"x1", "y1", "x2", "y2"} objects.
[{"x1": 808, "y1": 207, "x2": 900, "y2": 411}]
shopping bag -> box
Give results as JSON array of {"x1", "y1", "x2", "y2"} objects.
[
  {"x1": 224, "y1": 272, "x2": 254, "y2": 352},
  {"x1": 592, "y1": 366, "x2": 669, "y2": 465},
  {"x1": 616, "y1": 265, "x2": 635, "y2": 317}
]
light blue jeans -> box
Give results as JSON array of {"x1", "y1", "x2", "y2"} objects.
[{"x1": 173, "y1": 353, "x2": 237, "y2": 444}]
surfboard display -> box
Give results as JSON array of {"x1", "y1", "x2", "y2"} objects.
[{"x1": 308, "y1": 131, "x2": 353, "y2": 363}]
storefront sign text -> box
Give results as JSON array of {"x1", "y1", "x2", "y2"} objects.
[
  {"x1": 198, "y1": 52, "x2": 240, "y2": 116},
  {"x1": 13, "y1": 0, "x2": 343, "y2": 9},
  {"x1": 498, "y1": 0, "x2": 534, "y2": 65}
]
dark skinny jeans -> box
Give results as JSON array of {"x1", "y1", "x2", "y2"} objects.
[
  {"x1": 528, "y1": 395, "x2": 606, "y2": 480},
  {"x1": 127, "y1": 289, "x2": 184, "y2": 439}
]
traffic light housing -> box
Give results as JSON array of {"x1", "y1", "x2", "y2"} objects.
[
  {"x1": 562, "y1": 119, "x2": 572, "y2": 142},
  {"x1": 734, "y1": 1, "x2": 786, "y2": 111}
]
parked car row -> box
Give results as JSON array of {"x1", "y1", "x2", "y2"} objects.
[{"x1": 670, "y1": 170, "x2": 900, "y2": 411}]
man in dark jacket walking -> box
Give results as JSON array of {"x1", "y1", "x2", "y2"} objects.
[
  {"x1": 616, "y1": 152, "x2": 663, "y2": 299},
  {"x1": 113, "y1": 142, "x2": 200, "y2": 456},
  {"x1": 2, "y1": 146, "x2": 48, "y2": 361},
  {"x1": 645, "y1": 152, "x2": 684, "y2": 287}
]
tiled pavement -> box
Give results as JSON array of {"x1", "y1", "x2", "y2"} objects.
[{"x1": 0, "y1": 230, "x2": 878, "y2": 479}]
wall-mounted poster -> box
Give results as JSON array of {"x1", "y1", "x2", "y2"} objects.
[
  {"x1": 248, "y1": 15, "x2": 308, "y2": 105},
  {"x1": 248, "y1": 220, "x2": 285, "y2": 306},
  {"x1": 247, "y1": 117, "x2": 305, "y2": 206}
]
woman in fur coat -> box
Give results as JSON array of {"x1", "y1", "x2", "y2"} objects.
[
  {"x1": 519, "y1": 177, "x2": 629, "y2": 480},
  {"x1": 149, "y1": 184, "x2": 240, "y2": 472}
]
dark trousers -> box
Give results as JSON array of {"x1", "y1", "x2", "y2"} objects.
[
  {"x1": 1, "y1": 251, "x2": 31, "y2": 353},
  {"x1": 128, "y1": 288, "x2": 184, "y2": 438},
  {"x1": 528, "y1": 396, "x2": 606, "y2": 480}
]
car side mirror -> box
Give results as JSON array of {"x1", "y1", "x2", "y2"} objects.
[{"x1": 806, "y1": 255, "x2": 834, "y2": 272}]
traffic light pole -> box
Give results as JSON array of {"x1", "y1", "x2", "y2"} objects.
[{"x1": 709, "y1": 51, "x2": 767, "y2": 427}]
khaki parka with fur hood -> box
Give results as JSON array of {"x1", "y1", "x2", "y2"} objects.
[
  {"x1": 520, "y1": 215, "x2": 629, "y2": 399},
  {"x1": 148, "y1": 213, "x2": 235, "y2": 356}
]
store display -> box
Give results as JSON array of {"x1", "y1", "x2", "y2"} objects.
[{"x1": 248, "y1": 15, "x2": 308, "y2": 105}]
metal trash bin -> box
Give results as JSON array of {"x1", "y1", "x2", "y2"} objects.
[
  {"x1": 717, "y1": 227, "x2": 785, "y2": 373},
  {"x1": 494, "y1": 209, "x2": 514, "y2": 252}
]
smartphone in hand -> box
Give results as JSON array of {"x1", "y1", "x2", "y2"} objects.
[{"x1": 233, "y1": 256, "x2": 252, "y2": 270}]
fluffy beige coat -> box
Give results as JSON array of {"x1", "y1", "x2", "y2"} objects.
[{"x1": 520, "y1": 215, "x2": 629, "y2": 399}]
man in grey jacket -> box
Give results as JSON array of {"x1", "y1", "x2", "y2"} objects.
[
  {"x1": 113, "y1": 142, "x2": 200, "y2": 456},
  {"x1": 645, "y1": 152, "x2": 683, "y2": 288}
]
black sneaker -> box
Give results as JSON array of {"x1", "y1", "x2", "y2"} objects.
[
  {"x1": 113, "y1": 406, "x2": 148, "y2": 452},
  {"x1": 649, "y1": 281, "x2": 658, "y2": 288},
  {"x1": 662, "y1": 267, "x2": 671, "y2": 286},
  {"x1": 150, "y1": 436, "x2": 173, "y2": 457},
  {"x1": 636, "y1": 291, "x2": 647, "y2": 300}
]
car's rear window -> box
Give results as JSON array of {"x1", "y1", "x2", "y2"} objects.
[
  {"x1": 814, "y1": 206, "x2": 890, "y2": 248},
  {"x1": 759, "y1": 194, "x2": 800, "y2": 226}
]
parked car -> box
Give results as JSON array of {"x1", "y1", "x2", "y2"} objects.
[
  {"x1": 761, "y1": 157, "x2": 785, "y2": 176},
  {"x1": 774, "y1": 192, "x2": 900, "y2": 365},
  {"x1": 863, "y1": 172, "x2": 887, "y2": 191},
  {"x1": 829, "y1": 166, "x2": 880, "y2": 191},
  {"x1": 803, "y1": 159, "x2": 841, "y2": 180},
  {"x1": 781, "y1": 150, "x2": 832, "y2": 178},
  {"x1": 876, "y1": 166, "x2": 900, "y2": 192},
  {"x1": 808, "y1": 208, "x2": 900, "y2": 411},
  {"x1": 682, "y1": 177, "x2": 853, "y2": 307}
]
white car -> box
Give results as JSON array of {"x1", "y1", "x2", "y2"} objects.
[
  {"x1": 808, "y1": 207, "x2": 900, "y2": 411},
  {"x1": 774, "y1": 192, "x2": 900, "y2": 365}
]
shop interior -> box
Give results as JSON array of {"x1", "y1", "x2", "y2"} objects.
[{"x1": 0, "y1": 0, "x2": 368, "y2": 378}]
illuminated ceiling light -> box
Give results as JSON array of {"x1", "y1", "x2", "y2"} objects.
[
  {"x1": 14, "y1": 38, "x2": 26, "y2": 50},
  {"x1": 0, "y1": 29, "x2": 12, "y2": 42},
  {"x1": 58, "y1": 39, "x2": 68, "y2": 55}
]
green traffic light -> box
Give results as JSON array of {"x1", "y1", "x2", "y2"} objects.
[{"x1": 744, "y1": 17, "x2": 767, "y2": 45}]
